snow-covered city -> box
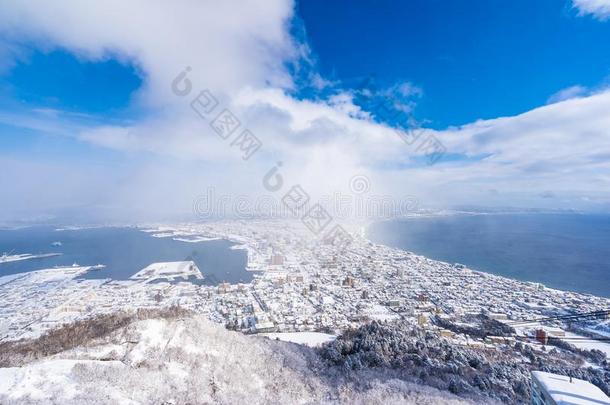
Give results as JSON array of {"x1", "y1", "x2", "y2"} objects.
[
  {"x1": 1, "y1": 220, "x2": 608, "y2": 355},
  {"x1": 2, "y1": 220, "x2": 609, "y2": 403},
  {"x1": 3, "y1": 2, "x2": 610, "y2": 401}
]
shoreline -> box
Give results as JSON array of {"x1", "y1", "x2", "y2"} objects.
[
  {"x1": 1, "y1": 220, "x2": 609, "y2": 344},
  {"x1": 1, "y1": 221, "x2": 608, "y2": 300},
  {"x1": 365, "y1": 215, "x2": 610, "y2": 299}
]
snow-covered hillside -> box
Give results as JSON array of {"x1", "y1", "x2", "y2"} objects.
[{"x1": 0, "y1": 314, "x2": 476, "y2": 405}]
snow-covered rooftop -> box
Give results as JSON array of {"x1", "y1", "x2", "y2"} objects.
[
  {"x1": 130, "y1": 261, "x2": 203, "y2": 282},
  {"x1": 532, "y1": 371, "x2": 610, "y2": 405},
  {"x1": 261, "y1": 331, "x2": 336, "y2": 347}
]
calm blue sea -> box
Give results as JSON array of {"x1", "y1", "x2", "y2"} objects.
[
  {"x1": 0, "y1": 226, "x2": 249, "y2": 285},
  {"x1": 368, "y1": 213, "x2": 610, "y2": 298}
]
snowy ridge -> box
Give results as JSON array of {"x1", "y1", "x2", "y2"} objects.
[{"x1": 0, "y1": 315, "x2": 476, "y2": 405}]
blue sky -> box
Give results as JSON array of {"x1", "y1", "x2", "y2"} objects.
[
  {"x1": 2, "y1": 1, "x2": 609, "y2": 127},
  {"x1": 3, "y1": 49, "x2": 141, "y2": 114},
  {"x1": 0, "y1": 0, "x2": 610, "y2": 220},
  {"x1": 297, "y1": 0, "x2": 610, "y2": 128},
  {"x1": 0, "y1": 50, "x2": 143, "y2": 163}
]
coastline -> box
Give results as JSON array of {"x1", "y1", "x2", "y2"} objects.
[
  {"x1": 362, "y1": 212, "x2": 610, "y2": 299},
  {"x1": 1, "y1": 220, "x2": 609, "y2": 345}
]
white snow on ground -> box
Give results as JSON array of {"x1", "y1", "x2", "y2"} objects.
[
  {"x1": 130, "y1": 261, "x2": 203, "y2": 282},
  {"x1": 0, "y1": 272, "x2": 26, "y2": 287},
  {"x1": 564, "y1": 332, "x2": 610, "y2": 358},
  {"x1": 0, "y1": 316, "x2": 476, "y2": 405},
  {"x1": 532, "y1": 371, "x2": 610, "y2": 405},
  {"x1": 125, "y1": 319, "x2": 172, "y2": 365},
  {"x1": 262, "y1": 332, "x2": 336, "y2": 347},
  {"x1": 0, "y1": 266, "x2": 90, "y2": 287},
  {"x1": 586, "y1": 322, "x2": 610, "y2": 338},
  {"x1": 0, "y1": 359, "x2": 124, "y2": 401},
  {"x1": 150, "y1": 232, "x2": 175, "y2": 238},
  {"x1": 173, "y1": 236, "x2": 221, "y2": 242},
  {"x1": 365, "y1": 304, "x2": 401, "y2": 321}
]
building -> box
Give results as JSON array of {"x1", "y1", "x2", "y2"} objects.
[
  {"x1": 417, "y1": 313, "x2": 428, "y2": 326},
  {"x1": 387, "y1": 299, "x2": 401, "y2": 307},
  {"x1": 485, "y1": 335, "x2": 514, "y2": 345},
  {"x1": 488, "y1": 312, "x2": 507, "y2": 321},
  {"x1": 531, "y1": 371, "x2": 610, "y2": 405},
  {"x1": 254, "y1": 320, "x2": 277, "y2": 333},
  {"x1": 342, "y1": 276, "x2": 355, "y2": 288},
  {"x1": 218, "y1": 282, "x2": 231, "y2": 294},
  {"x1": 536, "y1": 329, "x2": 548, "y2": 345},
  {"x1": 270, "y1": 254, "x2": 284, "y2": 266},
  {"x1": 545, "y1": 326, "x2": 566, "y2": 338},
  {"x1": 439, "y1": 329, "x2": 455, "y2": 338}
]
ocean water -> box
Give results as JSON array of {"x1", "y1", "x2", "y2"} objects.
[
  {"x1": 0, "y1": 226, "x2": 250, "y2": 285},
  {"x1": 367, "y1": 213, "x2": 610, "y2": 298}
]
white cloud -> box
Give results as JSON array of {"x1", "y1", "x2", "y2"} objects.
[
  {"x1": 426, "y1": 90, "x2": 610, "y2": 209},
  {"x1": 572, "y1": 0, "x2": 610, "y2": 20},
  {"x1": 546, "y1": 85, "x2": 588, "y2": 104},
  {"x1": 0, "y1": 0, "x2": 297, "y2": 104},
  {"x1": 0, "y1": 0, "x2": 610, "y2": 220},
  {"x1": 395, "y1": 82, "x2": 423, "y2": 98}
]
